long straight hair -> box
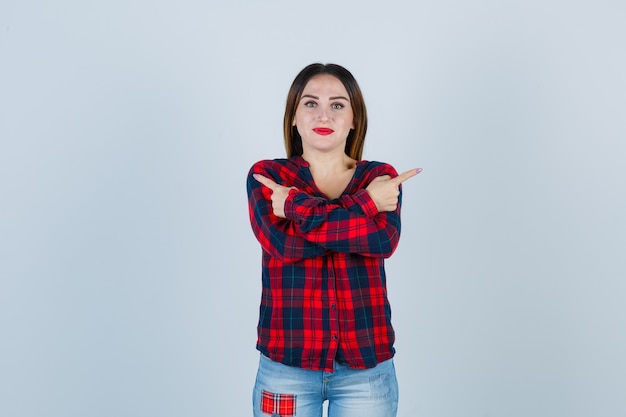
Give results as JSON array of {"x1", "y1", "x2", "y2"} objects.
[{"x1": 283, "y1": 63, "x2": 368, "y2": 160}]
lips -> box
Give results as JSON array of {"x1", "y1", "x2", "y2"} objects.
[{"x1": 313, "y1": 128, "x2": 334, "y2": 136}]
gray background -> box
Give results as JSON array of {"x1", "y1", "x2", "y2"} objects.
[{"x1": 1, "y1": 1, "x2": 625, "y2": 416}]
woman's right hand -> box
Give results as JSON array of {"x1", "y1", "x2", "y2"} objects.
[{"x1": 366, "y1": 169, "x2": 422, "y2": 212}]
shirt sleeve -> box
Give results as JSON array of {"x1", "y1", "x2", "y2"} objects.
[
  {"x1": 247, "y1": 164, "x2": 328, "y2": 263},
  {"x1": 283, "y1": 165, "x2": 403, "y2": 258}
]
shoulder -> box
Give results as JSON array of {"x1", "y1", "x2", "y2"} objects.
[
  {"x1": 248, "y1": 157, "x2": 302, "y2": 181},
  {"x1": 249, "y1": 158, "x2": 290, "y2": 172},
  {"x1": 357, "y1": 160, "x2": 399, "y2": 178}
]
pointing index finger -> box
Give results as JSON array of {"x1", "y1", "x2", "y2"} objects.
[
  {"x1": 393, "y1": 168, "x2": 423, "y2": 184},
  {"x1": 253, "y1": 174, "x2": 278, "y2": 190}
]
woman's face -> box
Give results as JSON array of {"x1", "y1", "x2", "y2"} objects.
[{"x1": 292, "y1": 74, "x2": 354, "y2": 156}]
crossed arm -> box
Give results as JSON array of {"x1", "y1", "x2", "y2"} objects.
[
  {"x1": 254, "y1": 169, "x2": 420, "y2": 218},
  {"x1": 247, "y1": 165, "x2": 421, "y2": 262}
]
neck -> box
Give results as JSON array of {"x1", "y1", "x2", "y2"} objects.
[{"x1": 301, "y1": 149, "x2": 355, "y2": 176}]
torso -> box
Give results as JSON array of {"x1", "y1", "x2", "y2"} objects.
[{"x1": 311, "y1": 166, "x2": 356, "y2": 200}]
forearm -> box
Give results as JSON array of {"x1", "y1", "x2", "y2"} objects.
[
  {"x1": 284, "y1": 189, "x2": 402, "y2": 258},
  {"x1": 248, "y1": 172, "x2": 327, "y2": 262}
]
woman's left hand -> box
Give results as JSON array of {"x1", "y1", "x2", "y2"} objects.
[{"x1": 253, "y1": 174, "x2": 298, "y2": 218}]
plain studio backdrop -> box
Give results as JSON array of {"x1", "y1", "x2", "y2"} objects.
[{"x1": 1, "y1": 1, "x2": 625, "y2": 416}]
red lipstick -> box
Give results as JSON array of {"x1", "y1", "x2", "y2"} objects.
[{"x1": 313, "y1": 128, "x2": 334, "y2": 136}]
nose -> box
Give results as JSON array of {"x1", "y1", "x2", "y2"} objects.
[{"x1": 317, "y1": 106, "x2": 329, "y2": 121}]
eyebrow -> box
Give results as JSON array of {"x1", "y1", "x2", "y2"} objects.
[{"x1": 301, "y1": 94, "x2": 350, "y2": 101}]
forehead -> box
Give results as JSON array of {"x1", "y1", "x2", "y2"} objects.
[{"x1": 302, "y1": 74, "x2": 349, "y2": 97}]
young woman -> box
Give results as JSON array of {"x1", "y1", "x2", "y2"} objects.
[{"x1": 247, "y1": 63, "x2": 421, "y2": 417}]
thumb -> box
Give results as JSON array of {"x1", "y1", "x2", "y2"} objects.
[{"x1": 371, "y1": 175, "x2": 391, "y2": 183}]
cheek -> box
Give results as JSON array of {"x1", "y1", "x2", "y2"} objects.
[
  {"x1": 346, "y1": 112, "x2": 355, "y2": 129},
  {"x1": 292, "y1": 111, "x2": 304, "y2": 126}
]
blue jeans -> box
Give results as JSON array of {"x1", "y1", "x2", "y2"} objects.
[{"x1": 252, "y1": 354, "x2": 398, "y2": 417}]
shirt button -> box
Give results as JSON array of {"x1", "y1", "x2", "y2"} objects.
[
  {"x1": 332, "y1": 334, "x2": 338, "y2": 340},
  {"x1": 331, "y1": 304, "x2": 337, "y2": 309}
]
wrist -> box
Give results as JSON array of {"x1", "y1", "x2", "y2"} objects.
[
  {"x1": 283, "y1": 188, "x2": 300, "y2": 220},
  {"x1": 358, "y1": 189, "x2": 381, "y2": 216}
]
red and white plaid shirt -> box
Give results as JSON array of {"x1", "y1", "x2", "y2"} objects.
[{"x1": 247, "y1": 156, "x2": 402, "y2": 372}]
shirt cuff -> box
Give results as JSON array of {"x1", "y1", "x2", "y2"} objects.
[
  {"x1": 283, "y1": 188, "x2": 301, "y2": 220},
  {"x1": 352, "y1": 189, "x2": 379, "y2": 217}
]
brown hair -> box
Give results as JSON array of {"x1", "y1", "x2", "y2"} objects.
[{"x1": 283, "y1": 63, "x2": 368, "y2": 160}]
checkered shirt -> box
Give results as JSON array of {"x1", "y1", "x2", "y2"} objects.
[{"x1": 247, "y1": 156, "x2": 402, "y2": 372}]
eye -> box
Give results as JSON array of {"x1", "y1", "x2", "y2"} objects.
[
  {"x1": 331, "y1": 103, "x2": 345, "y2": 110},
  {"x1": 304, "y1": 101, "x2": 317, "y2": 108}
]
